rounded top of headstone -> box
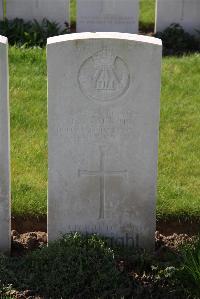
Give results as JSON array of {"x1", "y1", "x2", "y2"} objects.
[
  {"x1": 47, "y1": 32, "x2": 162, "y2": 47},
  {"x1": 0, "y1": 35, "x2": 8, "y2": 45}
]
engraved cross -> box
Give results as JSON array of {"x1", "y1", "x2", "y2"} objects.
[{"x1": 78, "y1": 147, "x2": 127, "y2": 219}]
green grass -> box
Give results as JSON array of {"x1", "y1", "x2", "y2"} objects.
[
  {"x1": 9, "y1": 47, "x2": 200, "y2": 220},
  {"x1": 70, "y1": 0, "x2": 155, "y2": 32},
  {"x1": 70, "y1": 0, "x2": 76, "y2": 26},
  {"x1": 180, "y1": 238, "x2": 200, "y2": 297},
  {"x1": 10, "y1": 47, "x2": 47, "y2": 216},
  {"x1": 157, "y1": 54, "x2": 200, "y2": 220},
  {"x1": 140, "y1": 0, "x2": 155, "y2": 31}
]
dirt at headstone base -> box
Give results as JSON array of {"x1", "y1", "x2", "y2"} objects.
[
  {"x1": 12, "y1": 215, "x2": 200, "y2": 236},
  {"x1": 11, "y1": 230, "x2": 195, "y2": 257},
  {"x1": 11, "y1": 230, "x2": 47, "y2": 256},
  {"x1": 12, "y1": 230, "x2": 194, "y2": 256}
]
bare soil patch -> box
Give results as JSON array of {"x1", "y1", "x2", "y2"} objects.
[
  {"x1": 12, "y1": 215, "x2": 200, "y2": 236},
  {"x1": 12, "y1": 216, "x2": 47, "y2": 233},
  {"x1": 11, "y1": 229, "x2": 195, "y2": 257}
]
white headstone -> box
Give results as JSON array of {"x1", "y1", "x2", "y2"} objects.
[
  {"x1": 155, "y1": 0, "x2": 200, "y2": 34},
  {"x1": 0, "y1": 0, "x2": 4, "y2": 20},
  {"x1": 0, "y1": 35, "x2": 10, "y2": 253},
  {"x1": 77, "y1": 0, "x2": 139, "y2": 33},
  {"x1": 6, "y1": 0, "x2": 69, "y2": 27},
  {"x1": 47, "y1": 32, "x2": 162, "y2": 249}
]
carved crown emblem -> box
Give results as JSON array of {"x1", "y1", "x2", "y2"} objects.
[
  {"x1": 78, "y1": 49, "x2": 130, "y2": 102},
  {"x1": 93, "y1": 49, "x2": 115, "y2": 68}
]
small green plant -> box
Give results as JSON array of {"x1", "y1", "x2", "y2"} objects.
[
  {"x1": 155, "y1": 23, "x2": 200, "y2": 55},
  {"x1": 0, "y1": 233, "x2": 199, "y2": 298},
  {"x1": 179, "y1": 237, "x2": 200, "y2": 297},
  {"x1": 0, "y1": 18, "x2": 69, "y2": 47},
  {"x1": 21, "y1": 233, "x2": 129, "y2": 298},
  {"x1": 0, "y1": 254, "x2": 14, "y2": 298},
  {"x1": 0, "y1": 234, "x2": 131, "y2": 298}
]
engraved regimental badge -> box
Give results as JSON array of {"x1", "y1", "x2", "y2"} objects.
[{"x1": 78, "y1": 49, "x2": 130, "y2": 102}]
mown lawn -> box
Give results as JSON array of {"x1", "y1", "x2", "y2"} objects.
[
  {"x1": 10, "y1": 48, "x2": 47, "y2": 216},
  {"x1": 140, "y1": 0, "x2": 155, "y2": 31},
  {"x1": 9, "y1": 47, "x2": 200, "y2": 220},
  {"x1": 158, "y1": 53, "x2": 200, "y2": 220}
]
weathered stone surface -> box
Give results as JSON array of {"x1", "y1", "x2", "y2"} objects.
[
  {"x1": 155, "y1": 0, "x2": 200, "y2": 34},
  {"x1": 0, "y1": 35, "x2": 10, "y2": 253},
  {"x1": 0, "y1": 0, "x2": 4, "y2": 20},
  {"x1": 6, "y1": 0, "x2": 69, "y2": 27},
  {"x1": 47, "y1": 32, "x2": 162, "y2": 249},
  {"x1": 77, "y1": 0, "x2": 139, "y2": 33}
]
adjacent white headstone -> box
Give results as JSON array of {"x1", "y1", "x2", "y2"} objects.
[
  {"x1": 77, "y1": 0, "x2": 139, "y2": 33},
  {"x1": 0, "y1": 35, "x2": 10, "y2": 253},
  {"x1": 0, "y1": 0, "x2": 4, "y2": 20},
  {"x1": 6, "y1": 0, "x2": 69, "y2": 27},
  {"x1": 155, "y1": 0, "x2": 200, "y2": 34},
  {"x1": 47, "y1": 32, "x2": 162, "y2": 249}
]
